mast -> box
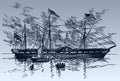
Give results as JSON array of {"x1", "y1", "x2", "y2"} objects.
[
  {"x1": 48, "y1": 11, "x2": 51, "y2": 50},
  {"x1": 14, "y1": 32, "x2": 17, "y2": 49},
  {"x1": 24, "y1": 24, "x2": 27, "y2": 51},
  {"x1": 83, "y1": 21, "x2": 86, "y2": 49}
]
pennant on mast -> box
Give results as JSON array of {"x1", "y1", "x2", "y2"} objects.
[
  {"x1": 48, "y1": 8, "x2": 60, "y2": 18},
  {"x1": 14, "y1": 33, "x2": 22, "y2": 42}
]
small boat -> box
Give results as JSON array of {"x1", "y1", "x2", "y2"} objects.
[{"x1": 55, "y1": 63, "x2": 65, "y2": 70}]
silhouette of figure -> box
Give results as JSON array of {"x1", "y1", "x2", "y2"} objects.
[{"x1": 29, "y1": 64, "x2": 34, "y2": 70}]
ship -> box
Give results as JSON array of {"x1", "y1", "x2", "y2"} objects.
[{"x1": 4, "y1": 9, "x2": 116, "y2": 60}]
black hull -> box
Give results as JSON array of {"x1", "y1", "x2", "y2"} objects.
[
  {"x1": 51, "y1": 53, "x2": 107, "y2": 59},
  {"x1": 43, "y1": 48, "x2": 110, "y2": 59},
  {"x1": 11, "y1": 48, "x2": 110, "y2": 59},
  {"x1": 11, "y1": 49, "x2": 38, "y2": 59}
]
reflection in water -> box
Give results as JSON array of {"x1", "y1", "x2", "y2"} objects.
[
  {"x1": 50, "y1": 59, "x2": 54, "y2": 78},
  {"x1": 83, "y1": 59, "x2": 87, "y2": 79},
  {"x1": 3, "y1": 55, "x2": 116, "y2": 79}
]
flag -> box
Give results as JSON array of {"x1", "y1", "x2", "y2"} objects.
[
  {"x1": 13, "y1": 2, "x2": 21, "y2": 9},
  {"x1": 84, "y1": 13, "x2": 96, "y2": 20},
  {"x1": 48, "y1": 8, "x2": 60, "y2": 18},
  {"x1": 14, "y1": 33, "x2": 22, "y2": 42},
  {"x1": 85, "y1": 13, "x2": 91, "y2": 17}
]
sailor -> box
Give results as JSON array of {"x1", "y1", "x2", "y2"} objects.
[{"x1": 29, "y1": 63, "x2": 34, "y2": 70}]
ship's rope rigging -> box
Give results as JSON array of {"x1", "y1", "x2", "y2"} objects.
[
  {"x1": 91, "y1": 24, "x2": 116, "y2": 49},
  {"x1": 30, "y1": 16, "x2": 116, "y2": 49},
  {"x1": 87, "y1": 25, "x2": 106, "y2": 48},
  {"x1": 31, "y1": 18, "x2": 66, "y2": 49},
  {"x1": 32, "y1": 24, "x2": 45, "y2": 49}
]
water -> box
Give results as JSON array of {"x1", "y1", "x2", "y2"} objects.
[{"x1": 0, "y1": 53, "x2": 119, "y2": 81}]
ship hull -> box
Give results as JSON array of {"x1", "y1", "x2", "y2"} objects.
[
  {"x1": 51, "y1": 53, "x2": 107, "y2": 59},
  {"x1": 11, "y1": 49, "x2": 38, "y2": 59},
  {"x1": 43, "y1": 48, "x2": 110, "y2": 59},
  {"x1": 11, "y1": 48, "x2": 110, "y2": 60}
]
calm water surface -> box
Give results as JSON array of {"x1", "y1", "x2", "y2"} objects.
[{"x1": 0, "y1": 53, "x2": 119, "y2": 81}]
